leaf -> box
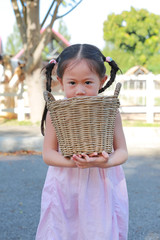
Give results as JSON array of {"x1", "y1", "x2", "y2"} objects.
[
  {"x1": 103, "y1": 7, "x2": 160, "y2": 71},
  {"x1": 0, "y1": 150, "x2": 42, "y2": 156}
]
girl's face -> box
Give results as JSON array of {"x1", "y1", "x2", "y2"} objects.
[{"x1": 57, "y1": 60, "x2": 107, "y2": 98}]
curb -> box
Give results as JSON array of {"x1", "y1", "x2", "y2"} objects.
[
  {"x1": 0, "y1": 136, "x2": 43, "y2": 152},
  {"x1": 0, "y1": 127, "x2": 159, "y2": 155}
]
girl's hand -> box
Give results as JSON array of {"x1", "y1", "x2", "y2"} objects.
[{"x1": 71, "y1": 151, "x2": 109, "y2": 169}]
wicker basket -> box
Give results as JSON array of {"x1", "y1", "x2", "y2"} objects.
[{"x1": 44, "y1": 82, "x2": 121, "y2": 157}]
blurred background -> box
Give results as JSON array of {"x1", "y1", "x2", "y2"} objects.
[
  {"x1": 0, "y1": 2, "x2": 160, "y2": 239},
  {"x1": 0, "y1": 0, "x2": 160, "y2": 126}
]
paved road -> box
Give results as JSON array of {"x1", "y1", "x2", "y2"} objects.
[{"x1": 0, "y1": 153, "x2": 160, "y2": 240}]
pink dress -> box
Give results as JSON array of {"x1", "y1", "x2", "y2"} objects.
[{"x1": 36, "y1": 164, "x2": 128, "y2": 240}]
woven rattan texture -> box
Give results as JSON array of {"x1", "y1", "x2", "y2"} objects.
[{"x1": 44, "y1": 83, "x2": 121, "y2": 157}]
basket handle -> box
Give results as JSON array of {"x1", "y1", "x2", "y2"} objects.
[
  {"x1": 114, "y1": 82, "x2": 122, "y2": 97},
  {"x1": 43, "y1": 91, "x2": 55, "y2": 102}
]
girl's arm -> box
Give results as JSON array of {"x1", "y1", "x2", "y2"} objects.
[
  {"x1": 42, "y1": 112, "x2": 77, "y2": 168},
  {"x1": 106, "y1": 111, "x2": 128, "y2": 168}
]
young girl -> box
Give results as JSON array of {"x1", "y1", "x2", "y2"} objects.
[{"x1": 36, "y1": 44, "x2": 128, "y2": 240}]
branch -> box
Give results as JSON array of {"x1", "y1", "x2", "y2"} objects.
[
  {"x1": 20, "y1": 0, "x2": 27, "y2": 24},
  {"x1": 27, "y1": 1, "x2": 61, "y2": 72},
  {"x1": 40, "y1": 0, "x2": 61, "y2": 41},
  {"x1": 41, "y1": 0, "x2": 56, "y2": 29},
  {"x1": 49, "y1": 0, "x2": 62, "y2": 27},
  {"x1": 27, "y1": 27, "x2": 52, "y2": 73},
  {"x1": 27, "y1": 0, "x2": 82, "y2": 72},
  {"x1": 56, "y1": 0, "x2": 82, "y2": 19},
  {"x1": 11, "y1": 0, "x2": 27, "y2": 45}
]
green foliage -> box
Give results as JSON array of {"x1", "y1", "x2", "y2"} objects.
[
  {"x1": 155, "y1": 97, "x2": 160, "y2": 106},
  {"x1": 103, "y1": 45, "x2": 137, "y2": 73},
  {"x1": 5, "y1": 23, "x2": 23, "y2": 56},
  {"x1": 103, "y1": 7, "x2": 160, "y2": 73},
  {"x1": 42, "y1": 46, "x2": 50, "y2": 60},
  {"x1": 58, "y1": 19, "x2": 71, "y2": 42},
  {"x1": 146, "y1": 54, "x2": 160, "y2": 73},
  {"x1": 52, "y1": 18, "x2": 71, "y2": 53}
]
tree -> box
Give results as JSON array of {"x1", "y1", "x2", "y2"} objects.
[
  {"x1": 103, "y1": 45, "x2": 137, "y2": 74},
  {"x1": 103, "y1": 7, "x2": 160, "y2": 72},
  {"x1": 11, "y1": 0, "x2": 82, "y2": 122},
  {"x1": 146, "y1": 54, "x2": 160, "y2": 74},
  {"x1": 5, "y1": 23, "x2": 23, "y2": 56}
]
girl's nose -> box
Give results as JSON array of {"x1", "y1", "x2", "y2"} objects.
[{"x1": 75, "y1": 84, "x2": 86, "y2": 96}]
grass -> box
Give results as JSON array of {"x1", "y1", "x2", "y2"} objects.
[
  {"x1": 0, "y1": 118, "x2": 159, "y2": 128},
  {"x1": 122, "y1": 120, "x2": 160, "y2": 127},
  {"x1": 0, "y1": 118, "x2": 40, "y2": 126}
]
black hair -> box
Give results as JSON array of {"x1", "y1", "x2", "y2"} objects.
[{"x1": 41, "y1": 44, "x2": 120, "y2": 135}]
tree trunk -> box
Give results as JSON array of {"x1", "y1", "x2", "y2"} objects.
[
  {"x1": 26, "y1": 68, "x2": 44, "y2": 123},
  {"x1": 25, "y1": 1, "x2": 44, "y2": 122},
  {"x1": 11, "y1": 0, "x2": 82, "y2": 122}
]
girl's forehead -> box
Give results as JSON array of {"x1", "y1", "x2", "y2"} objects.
[
  {"x1": 58, "y1": 57, "x2": 104, "y2": 80},
  {"x1": 64, "y1": 59, "x2": 94, "y2": 73},
  {"x1": 65, "y1": 58, "x2": 86, "y2": 68},
  {"x1": 62, "y1": 60, "x2": 102, "y2": 81}
]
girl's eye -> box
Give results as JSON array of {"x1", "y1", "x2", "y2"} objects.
[
  {"x1": 69, "y1": 81, "x2": 76, "y2": 85},
  {"x1": 85, "y1": 81, "x2": 92, "y2": 85}
]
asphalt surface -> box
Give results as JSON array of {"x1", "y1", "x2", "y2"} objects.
[
  {"x1": 0, "y1": 125, "x2": 160, "y2": 239},
  {"x1": 0, "y1": 153, "x2": 160, "y2": 240}
]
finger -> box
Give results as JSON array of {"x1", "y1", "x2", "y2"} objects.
[
  {"x1": 83, "y1": 154, "x2": 96, "y2": 162},
  {"x1": 81, "y1": 153, "x2": 90, "y2": 162},
  {"x1": 73, "y1": 154, "x2": 85, "y2": 162},
  {"x1": 72, "y1": 154, "x2": 80, "y2": 159},
  {"x1": 89, "y1": 152, "x2": 98, "y2": 157},
  {"x1": 102, "y1": 151, "x2": 109, "y2": 159}
]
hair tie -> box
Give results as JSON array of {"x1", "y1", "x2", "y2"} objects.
[
  {"x1": 106, "y1": 56, "x2": 112, "y2": 63},
  {"x1": 49, "y1": 59, "x2": 57, "y2": 64}
]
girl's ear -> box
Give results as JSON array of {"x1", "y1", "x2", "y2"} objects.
[
  {"x1": 57, "y1": 76, "x2": 64, "y2": 90},
  {"x1": 100, "y1": 75, "x2": 107, "y2": 89}
]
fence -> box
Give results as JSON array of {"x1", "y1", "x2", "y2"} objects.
[
  {"x1": 104, "y1": 73, "x2": 160, "y2": 123},
  {"x1": 0, "y1": 73, "x2": 160, "y2": 123},
  {"x1": 0, "y1": 83, "x2": 62, "y2": 121},
  {"x1": 0, "y1": 83, "x2": 29, "y2": 121}
]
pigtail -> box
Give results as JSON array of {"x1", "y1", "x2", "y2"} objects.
[
  {"x1": 98, "y1": 56, "x2": 121, "y2": 94},
  {"x1": 41, "y1": 60, "x2": 57, "y2": 136}
]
